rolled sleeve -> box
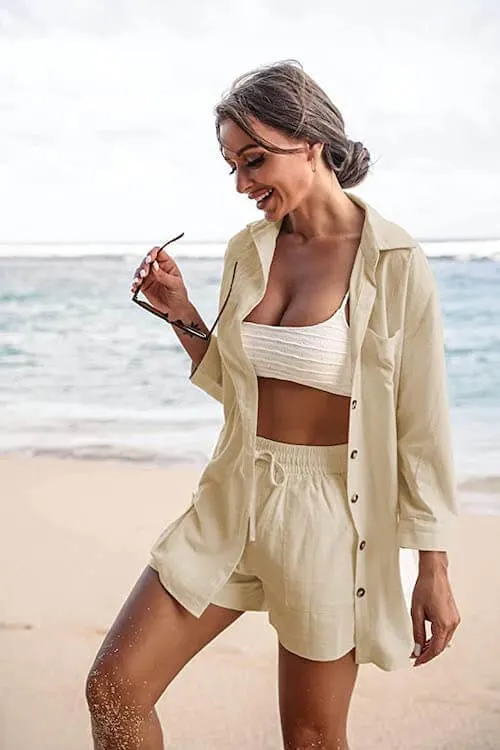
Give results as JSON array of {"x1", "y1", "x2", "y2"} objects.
[
  {"x1": 189, "y1": 334, "x2": 223, "y2": 403},
  {"x1": 396, "y1": 247, "x2": 459, "y2": 551},
  {"x1": 187, "y1": 232, "x2": 242, "y2": 404}
]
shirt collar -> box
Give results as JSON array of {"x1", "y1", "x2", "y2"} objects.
[{"x1": 247, "y1": 191, "x2": 417, "y2": 284}]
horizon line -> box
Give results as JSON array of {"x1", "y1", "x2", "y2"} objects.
[{"x1": 0, "y1": 236, "x2": 500, "y2": 246}]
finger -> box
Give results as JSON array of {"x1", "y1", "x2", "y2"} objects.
[
  {"x1": 414, "y1": 639, "x2": 446, "y2": 666},
  {"x1": 156, "y1": 249, "x2": 180, "y2": 276},
  {"x1": 133, "y1": 246, "x2": 163, "y2": 280},
  {"x1": 130, "y1": 276, "x2": 142, "y2": 294},
  {"x1": 130, "y1": 268, "x2": 149, "y2": 293},
  {"x1": 414, "y1": 630, "x2": 448, "y2": 666},
  {"x1": 444, "y1": 614, "x2": 460, "y2": 650},
  {"x1": 150, "y1": 260, "x2": 178, "y2": 290},
  {"x1": 410, "y1": 606, "x2": 426, "y2": 659},
  {"x1": 146, "y1": 246, "x2": 163, "y2": 264},
  {"x1": 130, "y1": 247, "x2": 163, "y2": 292}
]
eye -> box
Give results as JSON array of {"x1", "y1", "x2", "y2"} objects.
[
  {"x1": 246, "y1": 155, "x2": 265, "y2": 169},
  {"x1": 227, "y1": 154, "x2": 266, "y2": 176}
]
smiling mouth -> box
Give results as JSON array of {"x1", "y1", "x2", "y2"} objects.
[{"x1": 255, "y1": 188, "x2": 274, "y2": 209}]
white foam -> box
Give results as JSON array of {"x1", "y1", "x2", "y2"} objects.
[{"x1": 0, "y1": 238, "x2": 500, "y2": 260}]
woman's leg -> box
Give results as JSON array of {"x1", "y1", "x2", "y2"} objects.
[
  {"x1": 86, "y1": 566, "x2": 242, "y2": 750},
  {"x1": 278, "y1": 644, "x2": 359, "y2": 750}
]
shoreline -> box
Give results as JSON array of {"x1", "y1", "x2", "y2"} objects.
[{"x1": 2, "y1": 449, "x2": 499, "y2": 511}]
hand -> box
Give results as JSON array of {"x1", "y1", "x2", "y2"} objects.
[
  {"x1": 130, "y1": 245, "x2": 190, "y2": 318},
  {"x1": 410, "y1": 560, "x2": 461, "y2": 667}
]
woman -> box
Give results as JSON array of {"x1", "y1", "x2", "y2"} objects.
[{"x1": 86, "y1": 61, "x2": 461, "y2": 750}]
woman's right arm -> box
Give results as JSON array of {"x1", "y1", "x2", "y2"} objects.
[
  {"x1": 183, "y1": 233, "x2": 242, "y2": 403},
  {"x1": 168, "y1": 299, "x2": 213, "y2": 369},
  {"x1": 168, "y1": 301, "x2": 224, "y2": 404},
  {"x1": 131, "y1": 233, "x2": 239, "y2": 404}
]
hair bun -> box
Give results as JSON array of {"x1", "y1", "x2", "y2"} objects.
[{"x1": 335, "y1": 140, "x2": 371, "y2": 189}]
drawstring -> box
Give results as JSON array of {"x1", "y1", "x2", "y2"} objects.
[{"x1": 249, "y1": 449, "x2": 286, "y2": 542}]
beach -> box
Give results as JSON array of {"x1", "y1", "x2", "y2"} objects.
[
  {"x1": 1, "y1": 244, "x2": 499, "y2": 748},
  {"x1": 1, "y1": 455, "x2": 499, "y2": 750}
]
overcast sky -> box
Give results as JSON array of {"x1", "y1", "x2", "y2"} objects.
[{"x1": 0, "y1": 0, "x2": 499, "y2": 243}]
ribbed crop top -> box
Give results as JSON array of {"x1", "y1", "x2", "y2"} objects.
[{"x1": 241, "y1": 291, "x2": 352, "y2": 397}]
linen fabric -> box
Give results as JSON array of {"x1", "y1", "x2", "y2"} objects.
[
  {"x1": 209, "y1": 435, "x2": 357, "y2": 662},
  {"x1": 149, "y1": 192, "x2": 459, "y2": 671}
]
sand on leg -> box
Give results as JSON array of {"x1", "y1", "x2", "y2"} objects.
[{"x1": 85, "y1": 566, "x2": 242, "y2": 750}]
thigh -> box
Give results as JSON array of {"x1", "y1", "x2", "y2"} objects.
[
  {"x1": 88, "y1": 566, "x2": 243, "y2": 706},
  {"x1": 278, "y1": 643, "x2": 359, "y2": 750}
]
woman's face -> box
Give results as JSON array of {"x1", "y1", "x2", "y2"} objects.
[{"x1": 219, "y1": 117, "x2": 316, "y2": 222}]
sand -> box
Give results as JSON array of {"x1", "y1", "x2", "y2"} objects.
[{"x1": 1, "y1": 455, "x2": 499, "y2": 749}]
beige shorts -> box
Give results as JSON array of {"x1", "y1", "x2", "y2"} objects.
[{"x1": 209, "y1": 435, "x2": 357, "y2": 661}]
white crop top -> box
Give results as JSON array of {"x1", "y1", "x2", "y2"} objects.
[{"x1": 241, "y1": 291, "x2": 352, "y2": 397}]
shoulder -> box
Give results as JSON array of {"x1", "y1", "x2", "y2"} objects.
[
  {"x1": 223, "y1": 217, "x2": 278, "y2": 269},
  {"x1": 224, "y1": 222, "x2": 259, "y2": 260},
  {"x1": 366, "y1": 205, "x2": 439, "y2": 329},
  {"x1": 380, "y1": 243, "x2": 435, "y2": 299},
  {"x1": 369, "y1": 204, "x2": 430, "y2": 292}
]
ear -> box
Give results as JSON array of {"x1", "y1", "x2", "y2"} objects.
[{"x1": 307, "y1": 141, "x2": 324, "y2": 167}]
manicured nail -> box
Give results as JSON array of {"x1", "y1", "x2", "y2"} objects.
[
  {"x1": 146, "y1": 255, "x2": 152, "y2": 263},
  {"x1": 413, "y1": 643, "x2": 422, "y2": 657},
  {"x1": 153, "y1": 260, "x2": 159, "y2": 271},
  {"x1": 140, "y1": 269, "x2": 147, "y2": 278}
]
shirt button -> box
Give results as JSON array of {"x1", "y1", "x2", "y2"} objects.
[
  {"x1": 359, "y1": 540, "x2": 366, "y2": 550},
  {"x1": 356, "y1": 587, "x2": 366, "y2": 597},
  {"x1": 351, "y1": 493, "x2": 359, "y2": 503},
  {"x1": 350, "y1": 449, "x2": 358, "y2": 459},
  {"x1": 351, "y1": 399, "x2": 357, "y2": 409}
]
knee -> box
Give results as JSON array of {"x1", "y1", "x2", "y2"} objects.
[
  {"x1": 283, "y1": 725, "x2": 348, "y2": 750},
  {"x1": 86, "y1": 658, "x2": 116, "y2": 716},
  {"x1": 85, "y1": 652, "x2": 147, "y2": 733},
  {"x1": 86, "y1": 657, "x2": 122, "y2": 722}
]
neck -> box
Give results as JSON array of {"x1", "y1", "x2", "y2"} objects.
[{"x1": 284, "y1": 177, "x2": 362, "y2": 241}]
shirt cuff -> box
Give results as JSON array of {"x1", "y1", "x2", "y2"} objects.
[
  {"x1": 189, "y1": 334, "x2": 223, "y2": 403},
  {"x1": 397, "y1": 516, "x2": 459, "y2": 551}
]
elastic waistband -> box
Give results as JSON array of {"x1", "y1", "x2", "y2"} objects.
[{"x1": 254, "y1": 435, "x2": 348, "y2": 474}]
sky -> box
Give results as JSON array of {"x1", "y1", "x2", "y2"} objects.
[{"x1": 0, "y1": 0, "x2": 499, "y2": 243}]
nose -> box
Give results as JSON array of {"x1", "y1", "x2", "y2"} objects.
[{"x1": 234, "y1": 166, "x2": 252, "y2": 195}]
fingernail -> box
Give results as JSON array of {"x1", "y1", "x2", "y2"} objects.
[
  {"x1": 153, "y1": 260, "x2": 159, "y2": 271},
  {"x1": 413, "y1": 643, "x2": 422, "y2": 657},
  {"x1": 146, "y1": 255, "x2": 152, "y2": 263},
  {"x1": 140, "y1": 269, "x2": 147, "y2": 278}
]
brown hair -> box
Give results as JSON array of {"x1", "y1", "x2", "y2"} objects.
[{"x1": 214, "y1": 60, "x2": 371, "y2": 189}]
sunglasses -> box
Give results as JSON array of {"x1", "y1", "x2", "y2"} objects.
[{"x1": 131, "y1": 232, "x2": 238, "y2": 340}]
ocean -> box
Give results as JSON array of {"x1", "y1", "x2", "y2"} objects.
[{"x1": 1, "y1": 240, "x2": 499, "y2": 514}]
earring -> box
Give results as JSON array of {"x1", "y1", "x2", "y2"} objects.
[{"x1": 311, "y1": 161, "x2": 316, "y2": 173}]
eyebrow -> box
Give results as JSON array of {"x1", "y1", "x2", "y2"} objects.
[{"x1": 221, "y1": 143, "x2": 260, "y2": 159}]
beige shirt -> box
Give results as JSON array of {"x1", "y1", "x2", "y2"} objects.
[{"x1": 155, "y1": 192, "x2": 459, "y2": 671}]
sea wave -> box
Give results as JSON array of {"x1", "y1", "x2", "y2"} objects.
[{"x1": 1, "y1": 239, "x2": 500, "y2": 261}]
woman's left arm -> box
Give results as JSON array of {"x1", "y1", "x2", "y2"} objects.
[{"x1": 396, "y1": 245, "x2": 461, "y2": 666}]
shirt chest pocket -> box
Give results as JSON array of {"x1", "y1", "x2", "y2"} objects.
[{"x1": 362, "y1": 327, "x2": 401, "y2": 379}]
